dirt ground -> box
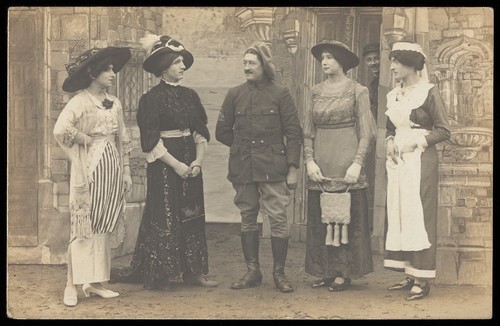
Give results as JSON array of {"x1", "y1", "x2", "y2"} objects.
[{"x1": 7, "y1": 223, "x2": 492, "y2": 320}]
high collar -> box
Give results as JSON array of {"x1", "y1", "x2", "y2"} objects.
[
  {"x1": 246, "y1": 77, "x2": 271, "y2": 89},
  {"x1": 161, "y1": 78, "x2": 181, "y2": 87}
]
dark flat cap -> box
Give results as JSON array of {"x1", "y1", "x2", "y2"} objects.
[{"x1": 362, "y1": 43, "x2": 380, "y2": 56}]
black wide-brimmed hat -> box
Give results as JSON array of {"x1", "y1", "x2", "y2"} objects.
[
  {"x1": 311, "y1": 40, "x2": 360, "y2": 71},
  {"x1": 62, "y1": 47, "x2": 132, "y2": 93},
  {"x1": 141, "y1": 34, "x2": 194, "y2": 75}
]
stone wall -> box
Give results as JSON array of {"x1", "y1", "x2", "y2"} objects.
[{"x1": 426, "y1": 7, "x2": 493, "y2": 285}]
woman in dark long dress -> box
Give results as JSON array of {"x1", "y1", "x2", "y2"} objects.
[
  {"x1": 111, "y1": 34, "x2": 217, "y2": 290},
  {"x1": 303, "y1": 40, "x2": 376, "y2": 292},
  {"x1": 384, "y1": 42, "x2": 450, "y2": 300}
]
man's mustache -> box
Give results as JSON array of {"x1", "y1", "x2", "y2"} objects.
[{"x1": 244, "y1": 69, "x2": 254, "y2": 74}]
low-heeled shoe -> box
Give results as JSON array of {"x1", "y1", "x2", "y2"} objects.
[
  {"x1": 406, "y1": 282, "x2": 430, "y2": 301},
  {"x1": 388, "y1": 277, "x2": 415, "y2": 291}
]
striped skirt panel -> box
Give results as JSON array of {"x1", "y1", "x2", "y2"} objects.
[{"x1": 89, "y1": 141, "x2": 124, "y2": 234}]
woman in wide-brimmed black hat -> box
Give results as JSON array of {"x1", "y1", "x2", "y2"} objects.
[
  {"x1": 53, "y1": 46, "x2": 132, "y2": 306},
  {"x1": 110, "y1": 34, "x2": 217, "y2": 290},
  {"x1": 303, "y1": 40, "x2": 376, "y2": 292}
]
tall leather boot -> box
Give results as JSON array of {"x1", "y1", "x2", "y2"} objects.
[
  {"x1": 230, "y1": 231, "x2": 263, "y2": 289},
  {"x1": 271, "y1": 237, "x2": 294, "y2": 293}
]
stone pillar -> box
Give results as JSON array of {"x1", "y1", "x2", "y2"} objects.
[{"x1": 429, "y1": 8, "x2": 493, "y2": 285}]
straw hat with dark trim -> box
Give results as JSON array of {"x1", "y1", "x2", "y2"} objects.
[
  {"x1": 311, "y1": 40, "x2": 360, "y2": 71},
  {"x1": 62, "y1": 47, "x2": 132, "y2": 93}
]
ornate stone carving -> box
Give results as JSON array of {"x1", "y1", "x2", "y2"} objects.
[
  {"x1": 433, "y1": 35, "x2": 493, "y2": 126},
  {"x1": 343, "y1": 14, "x2": 353, "y2": 46},
  {"x1": 444, "y1": 127, "x2": 493, "y2": 161},
  {"x1": 382, "y1": 8, "x2": 409, "y2": 46},
  {"x1": 282, "y1": 11, "x2": 300, "y2": 54},
  {"x1": 432, "y1": 35, "x2": 493, "y2": 161},
  {"x1": 235, "y1": 7, "x2": 275, "y2": 46}
]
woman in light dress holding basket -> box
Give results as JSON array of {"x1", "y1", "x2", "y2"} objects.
[{"x1": 303, "y1": 40, "x2": 376, "y2": 292}]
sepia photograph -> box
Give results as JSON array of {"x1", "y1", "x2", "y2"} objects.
[{"x1": 7, "y1": 6, "x2": 493, "y2": 319}]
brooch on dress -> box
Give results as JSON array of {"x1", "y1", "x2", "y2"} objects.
[{"x1": 102, "y1": 98, "x2": 114, "y2": 110}]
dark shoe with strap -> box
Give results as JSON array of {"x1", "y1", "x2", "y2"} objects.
[
  {"x1": 271, "y1": 237, "x2": 294, "y2": 293},
  {"x1": 406, "y1": 282, "x2": 430, "y2": 301},
  {"x1": 230, "y1": 231, "x2": 263, "y2": 289},
  {"x1": 388, "y1": 277, "x2": 415, "y2": 291},
  {"x1": 328, "y1": 277, "x2": 351, "y2": 292},
  {"x1": 312, "y1": 278, "x2": 334, "y2": 288}
]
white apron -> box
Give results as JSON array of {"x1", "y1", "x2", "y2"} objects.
[{"x1": 385, "y1": 81, "x2": 434, "y2": 251}]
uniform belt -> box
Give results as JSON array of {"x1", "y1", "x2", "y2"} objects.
[
  {"x1": 232, "y1": 136, "x2": 283, "y2": 146},
  {"x1": 316, "y1": 121, "x2": 355, "y2": 129}
]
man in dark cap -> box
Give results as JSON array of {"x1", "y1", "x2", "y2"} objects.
[
  {"x1": 216, "y1": 41, "x2": 302, "y2": 293},
  {"x1": 363, "y1": 43, "x2": 380, "y2": 119},
  {"x1": 362, "y1": 43, "x2": 380, "y2": 233}
]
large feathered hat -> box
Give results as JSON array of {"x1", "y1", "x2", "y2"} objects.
[
  {"x1": 62, "y1": 47, "x2": 131, "y2": 92},
  {"x1": 140, "y1": 34, "x2": 194, "y2": 75}
]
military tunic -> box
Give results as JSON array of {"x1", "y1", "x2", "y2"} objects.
[{"x1": 216, "y1": 79, "x2": 302, "y2": 184}]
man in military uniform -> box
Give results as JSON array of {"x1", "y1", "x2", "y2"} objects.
[{"x1": 216, "y1": 42, "x2": 302, "y2": 293}]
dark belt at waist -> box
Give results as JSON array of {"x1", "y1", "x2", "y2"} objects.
[
  {"x1": 316, "y1": 121, "x2": 355, "y2": 129},
  {"x1": 232, "y1": 135, "x2": 284, "y2": 146}
]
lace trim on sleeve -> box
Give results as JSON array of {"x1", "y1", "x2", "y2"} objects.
[
  {"x1": 304, "y1": 143, "x2": 315, "y2": 164},
  {"x1": 193, "y1": 131, "x2": 208, "y2": 144},
  {"x1": 63, "y1": 125, "x2": 78, "y2": 146},
  {"x1": 145, "y1": 139, "x2": 168, "y2": 163}
]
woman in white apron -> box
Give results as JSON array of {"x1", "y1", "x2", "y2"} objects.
[{"x1": 384, "y1": 42, "x2": 450, "y2": 300}]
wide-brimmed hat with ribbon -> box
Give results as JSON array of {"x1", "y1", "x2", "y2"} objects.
[
  {"x1": 62, "y1": 47, "x2": 131, "y2": 93},
  {"x1": 311, "y1": 40, "x2": 360, "y2": 71},
  {"x1": 140, "y1": 34, "x2": 194, "y2": 75}
]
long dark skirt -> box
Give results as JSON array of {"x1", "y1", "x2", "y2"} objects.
[
  {"x1": 384, "y1": 145, "x2": 438, "y2": 279},
  {"x1": 305, "y1": 189, "x2": 373, "y2": 280},
  {"x1": 111, "y1": 136, "x2": 209, "y2": 289}
]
